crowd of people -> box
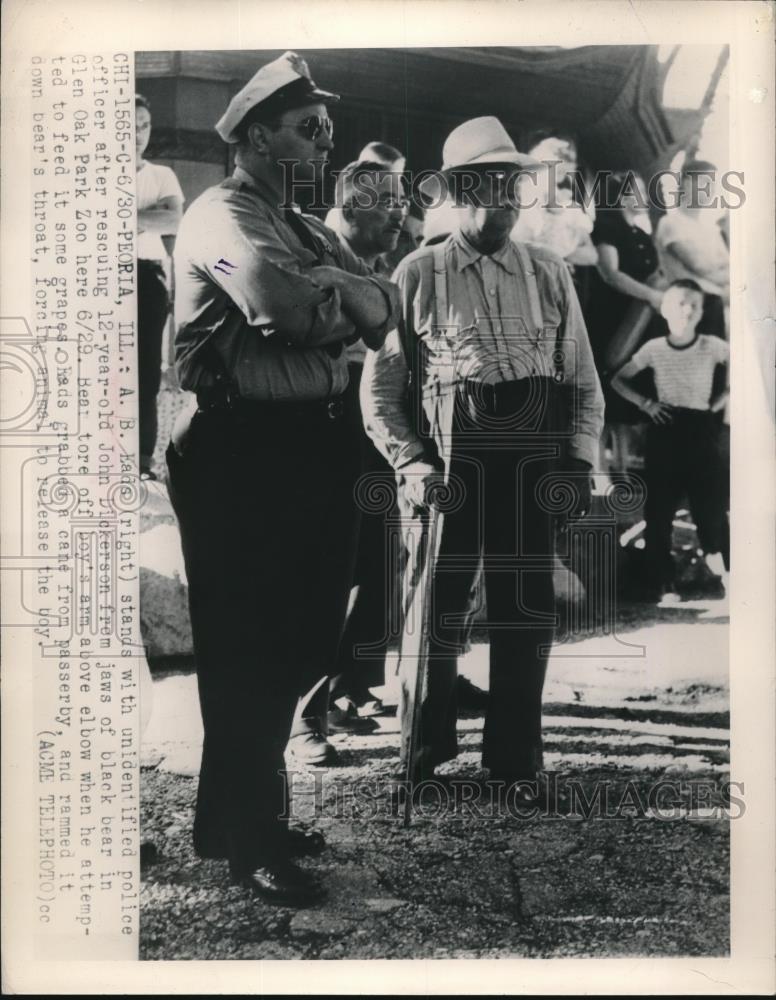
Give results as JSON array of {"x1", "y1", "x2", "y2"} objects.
[{"x1": 135, "y1": 49, "x2": 730, "y2": 906}]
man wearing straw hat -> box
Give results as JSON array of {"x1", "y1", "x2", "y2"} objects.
[
  {"x1": 362, "y1": 117, "x2": 604, "y2": 802},
  {"x1": 166, "y1": 51, "x2": 399, "y2": 904}
]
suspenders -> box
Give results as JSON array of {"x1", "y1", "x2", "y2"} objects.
[
  {"x1": 432, "y1": 242, "x2": 449, "y2": 334},
  {"x1": 514, "y1": 243, "x2": 545, "y2": 338},
  {"x1": 429, "y1": 239, "x2": 558, "y2": 379}
]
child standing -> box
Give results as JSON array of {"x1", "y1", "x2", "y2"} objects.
[{"x1": 611, "y1": 279, "x2": 729, "y2": 599}]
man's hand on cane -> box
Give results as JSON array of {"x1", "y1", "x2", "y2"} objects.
[{"x1": 558, "y1": 456, "x2": 594, "y2": 532}]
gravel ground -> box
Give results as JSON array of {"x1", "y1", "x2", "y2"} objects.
[
  {"x1": 139, "y1": 433, "x2": 731, "y2": 961},
  {"x1": 140, "y1": 696, "x2": 730, "y2": 959}
]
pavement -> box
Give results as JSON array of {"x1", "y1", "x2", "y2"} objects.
[{"x1": 140, "y1": 593, "x2": 731, "y2": 960}]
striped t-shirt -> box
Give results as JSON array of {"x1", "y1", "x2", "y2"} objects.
[{"x1": 629, "y1": 334, "x2": 729, "y2": 410}]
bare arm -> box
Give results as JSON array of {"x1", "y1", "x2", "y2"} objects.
[
  {"x1": 611, "y1": 359, "x2": 674, "y2": 423},
  {"x1": 663, "y1": 238, "x2": 729, "y2": 298},
  {"x1": 138, "y1": 194, "x2": 183, "y2": 235},
  {"x1": 710, "y1": 351, "x2": 730, "y2": 412},
  {"x1": 710, "y1": 387, "x2": 729, "y2": 413},
  {"x1": 566, "y1": 231, "x2": 599, "y2": 266},
  {"x1": 596, "y1": 244, "x2": 664, "y2": 310}
]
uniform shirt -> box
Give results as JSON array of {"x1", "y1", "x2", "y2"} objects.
[
  {"x1": 362, "y1": 232, "x2": 605, "y2": 470},
  {"x1": 136, "y1": 160, "x2": 184, "y2": 262},
  {"x1": 629, "y1": 334, "x2": 729, "y2": 410},
  {"x1": 173, "y1": 167, "x2": 399, "y2": 401},
  {"x1": 655, "y1": 210, "x2": 729, "y2": 294}
]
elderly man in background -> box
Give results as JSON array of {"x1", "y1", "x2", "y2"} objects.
[
  {"x1": 291, "y1": 159, "x2": 409, "y2": 756},
  {"x1": 328, "y1": 161, "x2": 408, "y2": 723},
  {"x1": 362, "y1": 117, "x2": 604, "y2": 798},
  {"x1": 327, "y1": 141, "x2": 423, "y2": 268},
  {"x1": 166, "y1": 51, "x2": 399, "y2": 904}
]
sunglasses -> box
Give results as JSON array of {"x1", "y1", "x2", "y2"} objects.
[{"x1": 272, "y1": 114, "x2": 334, "y2": 142}]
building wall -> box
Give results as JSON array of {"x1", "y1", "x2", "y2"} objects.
[
  {"x1": 137, "y1": 45, "x2": 678, "y2": 211},
  {"x1": 136, "y1": 73, "x2": 486, "y2": 212}
]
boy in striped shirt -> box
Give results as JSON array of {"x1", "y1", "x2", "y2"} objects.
[{"x1": 612, "y1": 279, "x2": 729, "y2": 600}]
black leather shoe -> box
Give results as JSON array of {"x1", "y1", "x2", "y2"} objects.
[
  {"x1": 486, "y1": 772, "x2": 545, "y2": 810},
  {"x1": 287, "y1": 827, "x2": 326, "y2": 857},
  {"x1": 287, "y1": 730, "x2": 339, "y2": 766},
  {"x1": 326, "y1": 701, "x2": 379, "y2": 734},
  {"x1": 230, "y1": 859, "x2": 324, "y2": 905}
]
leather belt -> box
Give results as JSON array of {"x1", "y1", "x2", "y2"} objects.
[{"x1": 196, "y1": 388, "x2": 347, "y2": 422}]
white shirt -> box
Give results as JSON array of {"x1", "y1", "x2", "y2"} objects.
[
  {"x1": 137, "y1": 160, "x2": 184, "y2": 261},
  {"x1": 512, "y1": 200, "x2": 593, "y2": 261},
  {"x1": 655, "y1": 210, "x2": 729, "y2": 294}
]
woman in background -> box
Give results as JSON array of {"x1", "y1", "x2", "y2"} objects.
[
  {"x1": 587, "y1": 171, "x2": 666, "y2": 470},
  {"x1": 513, "y1": 134, "x2": 597, "y2": 259}
]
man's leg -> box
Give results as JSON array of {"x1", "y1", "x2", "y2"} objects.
[
  {"x1": 166, "y1": 430, "x2": 298, "y2": 867},
  {"x1": 480, "y1": 442, "x2": 555, "y2": 778},
  {"x1": 683, "y1": 413, "x2": 730, "y2": 572},
  {"x1": 329, "y1": 438, "x2": 397, "y2": 709},
  {"x1": 289, "y1": 400, "x2": 364, "y2": 755},
  {"x1": 166, "y1": 407, "x2": 349, "y2": 870},
  {"x1": 398, "y1": 451, "x2": 482, "y2": 778}
]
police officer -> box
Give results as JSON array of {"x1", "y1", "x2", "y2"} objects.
[{"x1": 166, "y1": 51, "x2": 399, "y2": 905}]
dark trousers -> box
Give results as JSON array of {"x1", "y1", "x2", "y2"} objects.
[
  {"x1": 404, "y1": 378, "x2": 558, "y2": 778},
  {"x1": 137, "y1": 259, "x2": 169, "y2": 471},
  {"x1": 165, "y1": 396, "x2": 361, "y2": 868},
  {"x1": 644, "y1": 408, "x2": 729, "y2": 589},
  {"x1": 329, "y1": 363, "x2": 397, "y2": 703}
]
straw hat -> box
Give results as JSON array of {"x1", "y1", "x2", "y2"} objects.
[{"x1": 420, "y1": 117, "x2": 541, "y2": 200}]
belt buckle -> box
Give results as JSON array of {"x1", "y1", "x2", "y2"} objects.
[{"x1": 327, "y1": 398, "x2": 344, "y2": 420}]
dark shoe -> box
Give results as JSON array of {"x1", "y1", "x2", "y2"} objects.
[
  {"x1": 356, "y1": 697, "x2": 389, "y2": 718},
  {"x1": 140, "y1": 467, "x2": 157, "y2": 481},
  {"x1": 287, "y1": 730, "x2": 339, "y2": 766},
  {"x1": 287, "y1": 827, "x2": 326, "y2": 857},
  {"x1": 487, "y1": 771, "x2": 544, "y2": 809},
  {"x1": 327, "y1": 700, "x2": 379, "y2": 734},
  {"x1": 230, "y1": 859, "x2": 324, "y2": 905},
  {"x1": 456, "y1": 675, "x2": 489, "y2": 711}
]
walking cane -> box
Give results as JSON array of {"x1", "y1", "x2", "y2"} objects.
[{"x1": 403, "y1": 481, "x2": 446, "y2": 828}]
